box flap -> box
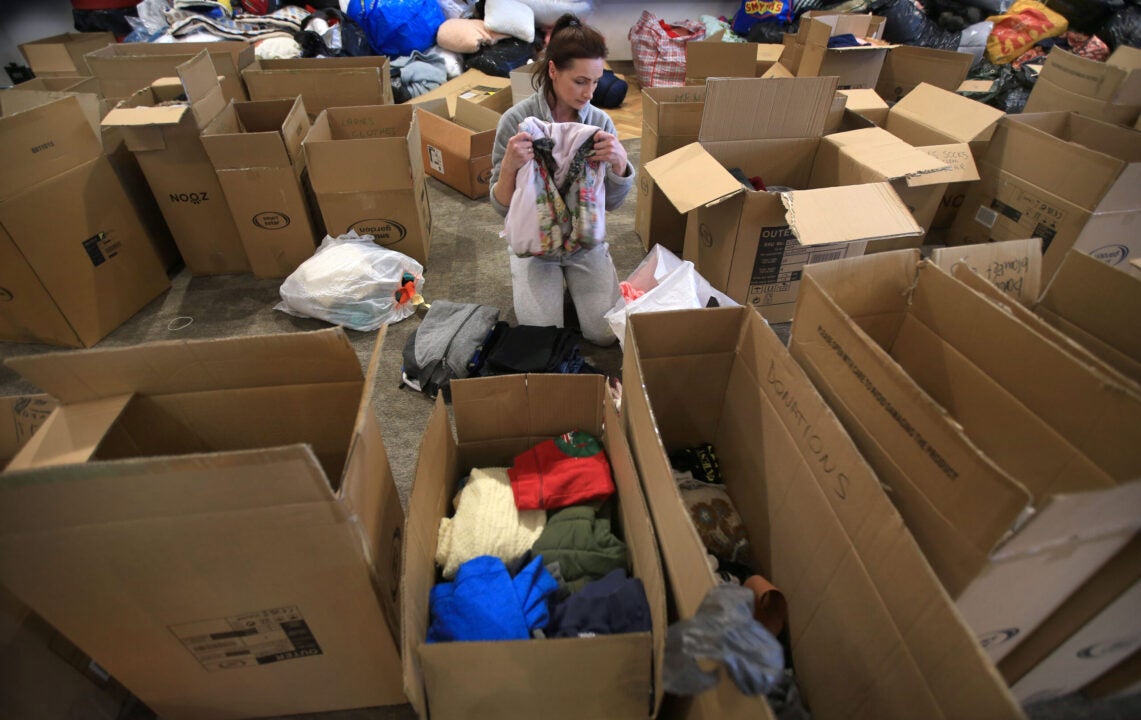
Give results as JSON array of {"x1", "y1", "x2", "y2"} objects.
[
  {"x1": 699, "y1": 76, "x2": 838, "y2": 141},
  {"x1": 0, "y1": 89, "x2": 101, "y2": 140},
  {"x1": 642, "y1": 142, "x2": 744, "y2": 215},
  {"x1": 890, "y1": 83, "x2": 1005, "y2": 143},
  {"x1": 450, "y1": 374, "x2": 604, "y2": 444},
  {"x1": 994, "y1": 480, "x2": 1141, "y2": 559},
  {"x1": 5, "y1": 394, "x2": 132, "y2": 472},
  {"x1": 914, "y1": 143, "x2": 979, "y2": 185},
  {"x1": 933, "y1": 238, "x2": 1043, "y2": 304},
  {"x1": 823, "y1": 127, "x2": 950, "y2": 184},
  {"x1": 1108, "y1": 46, "x2": 1141, "y2": 105},
  {"x1": 101, "y1": 103, "x2": 188, "y2": 128},
  {"x1": 5, "y1": 329, "x2": 362, "y2": 404},
  {"x1": 686, "y1": 41, "x2": 758, "y2": 79},
  {"x1": 783, "y1": 183, "x2": 923, "y2": 245},
  {"x1": 0, "y1": 95, "x2": 103, "y2": 200},
  {"x1": 176, "y1": 50, "x2": 226, "y2": 129},
  {"x1": 761, "y1": 62, "x2": 795, "y2": 79},
  {"x1": 454, "y1": 97, "x2": 501, "y2": 134}
]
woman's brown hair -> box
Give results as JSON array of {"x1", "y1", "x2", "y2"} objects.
[{"x1": 532, "y1": 14, "x2": 608, "y2": 103}]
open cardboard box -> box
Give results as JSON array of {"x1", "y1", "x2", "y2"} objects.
[
  {"x1": 0, "y1": 94, "x2": 170, "y2": 347},
  {"x1": 303, "y1": 103, "x2": 432, "y2": 266},
  {"x1": 789, "y1": 249, "x2": 1141, "y2": 664},
  {"x1": 401, "y1": 374, "x2": 665, "y2": 719},
  {"x1": 622, "y1": 306, "x2": 1022, "y2": 719},
  {"x1": 874, "y1": 45, "x2": 972, "y2": 104},
  {"x1": 102, "y1": 50, "x2": 249, "y2": 276},
  {"x1": 19, "y1": 31, "x2": 114, "y2": 77},
  {"x1": 644, "y1": 77, "x2": 929, "y2": 322},
  {"x1": 781, "y1": 12, "x2": 893, "y2": 90},
  {"x1": 242, "y1": 56, "x2": 394, "y2": 120},
  {"x1": 635, "y1": 85, "x2": 707, "y2": 253},
  {"x1": 410, "y1": 68, "x2": 512, "y2": 115},
  {"x1": 201, "y1": 96, "x2": 322, "y2": 278},
  {"x1": 1024, "y1": 46, "x2": 1141, "y2": 127},
  {"x1": 684, "y1": 37, "x2": 784, "y2": 85},
  {"x1": 416, "y1": 97, "x2": 503, "y2": 199},
  {"x1": 949, "y1": 110, "x2": 1141, "y2": 282},
  {"x1": 0, "y1": 328, "x2": 406, "y2": 720},
  {"x1": 86, "y1": 41, "x2": 253, "y2": 104}
]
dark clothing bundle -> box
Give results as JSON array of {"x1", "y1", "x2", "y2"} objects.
[{"x1": 401, "y1": 300, "x2": 500, "y2": 400}]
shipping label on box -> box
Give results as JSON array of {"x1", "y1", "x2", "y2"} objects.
[{"x1": 743, "y1": 223, "x2": 867, "y2": 310}]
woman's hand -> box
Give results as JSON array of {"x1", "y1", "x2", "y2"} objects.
[
  {"x1": 591, "y1": 131, "x2": 628, "y2": 173},
  {"x1": 501, "y1": 130, "x2": 534, "y2": 176}
]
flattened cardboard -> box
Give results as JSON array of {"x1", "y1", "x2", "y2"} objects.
[
  {"x1": 875, "y1": 45, "x2": 972, "y2": 104},
  {"x1": 102, "y1": 51, "x2": 249, "y2": 276},
  {"x1": 303, "y1": 104, "x2": 432, "y2": 266},
  {"x1": 1024, "y1": 47, "x2": 1141, "y2": 126},
  {"x1": 86, "y1": 41, "x2": 253, "y2": 103},
  {"x1": 19, "y1": 32, "x2": 114, "y2": 77},
  {"x1": 789, "y1": 250, "x2": 1141, "y2": 662},
  {"x1": 623, "y1": 307, "x2": 1022, "y2": 720},
  {"x1": 948, "y1": 111, "x2": 1141, "y2": 281},
  {"x1": 416, "y1": 97, "x2": 502, "y2": 199},
  {"x1": 0, "y1": 95, "x2": 170, "y2": 348},
  {"x1": 401, "y1": 375, "x2": 665, "y2": 719},
  {"x1": 201, "y1": 97, "x2": 320, "y2": 278},
  {"x1": 242, "y1": 56, "x2": 394, "y2": 119},
  {"x1": 0, "y1": 328, "x2": 405, "y2": 720}
]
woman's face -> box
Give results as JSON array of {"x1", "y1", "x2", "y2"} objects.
[{"x1": 548, "y1": 57, "x2": 604, "y2": 112}]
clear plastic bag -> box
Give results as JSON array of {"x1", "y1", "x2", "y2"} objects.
[
  {"x1": 276, "y1": 231, "x2": 424, "y2": 331},
  {"x1": 604, "y1": 246, "x2": 739, "y2": 350}
]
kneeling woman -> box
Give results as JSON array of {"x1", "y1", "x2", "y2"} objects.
[{"x1": 488, "y1": 14, "x2": 634, "y2": 347}]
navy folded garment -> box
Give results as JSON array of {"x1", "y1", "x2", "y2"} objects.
[{"x1": 548, "y1": 568, "x2": 652, "y2": 638}]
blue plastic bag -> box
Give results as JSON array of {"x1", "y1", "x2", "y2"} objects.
[{"x1": 347, "y1": 0, "x2": 445, "y2": 58}]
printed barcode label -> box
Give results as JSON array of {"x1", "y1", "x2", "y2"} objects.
[
  {"x1": 809, "y1": 249, "x2": 844, "y2": 264},
  {"x1": 427, "y1": 145, "x2": 445, "y2": 175},
  {"x1": 170, "y1": 606, "x2": 322, "y2": 671},
  {"x1": 975, "y1": 206, "x2": 998, "y2": 228}
]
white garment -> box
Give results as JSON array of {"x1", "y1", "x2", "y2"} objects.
[{"x1": 504, "y1": 116, "x2": 606, "y2": 257}]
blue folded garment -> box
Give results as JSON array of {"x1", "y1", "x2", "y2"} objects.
[
  {"x1": 427, "y1": 554, "x2": 557, "y2": 643},
  {"x1": 827, "y1": 33, "x2": 863, "y2": 49}
]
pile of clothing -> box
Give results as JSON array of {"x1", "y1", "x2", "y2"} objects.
[{"x1": 427, "y1": 431, "x2": 652, "y2": 643}]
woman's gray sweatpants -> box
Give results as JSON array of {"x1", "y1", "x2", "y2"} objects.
[{"x1": 509, "y1": 242, "x2": 621, "y2": 346}]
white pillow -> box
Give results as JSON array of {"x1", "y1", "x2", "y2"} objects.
[
  {"x1": 520, "y1": 0, "x2": 592, "y2": 27},
  {"x1": 485, "y1": 0, "x2": 535, "y2": 43}
]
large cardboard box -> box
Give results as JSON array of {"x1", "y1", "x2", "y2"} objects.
[
  {"x1": 19, "y1": 32, "x2": 114, "y2": 77},
  {"x1": 510, "y1": 62, "x2": 543, "y2": 105},
  {"x1": 634, "y1": 85, "x2": 707, "y2": 253},
  {"x1": 789, "y1": 249, "x2": 1141, "y2": 664},
  {"x1": 201, "y1": 96, "x2": 321, "y2": 278},
  {"x1": 0, "y1": 327, "x2": 406, "y2": 720},
  {"x1": 401, "y1": 374, "x2": 665, "y2": 719},
  {"x1": 0, "y1": 85, "x2": 180, "y2": 272},
  {"x1": 622, "y1": 306, "x2": 1021, "y2": 719},
  {"x1": 948, "y1": 111, "x2": 1141, "y2": 281},
  {"x1": 644, "y1": 77, "x2": 926, "y2": 322},
  {"x1": 875, "y1": 45, "x2": 972, "y2": 104},
  {"x1": 409, "y1": 68, "x2": 512, "y2": 114},
  {"x1": 416, "y1": 97, "x2": 502, "y2": 199},
  {"x1": 838, "y1": 88, "x2": 887, "y2": 125},
  {"x1": 103, "y1": 51, "x2": 249, "y2": 276},
  {"x1": 781, "y1": 13, "x2": 893, "y2": 90},
  {"x1": 1024, "y1": 46, "x2": 1141, "y2": 127},
  {"x1": 997, "y1": 534, "x2": 1141, "y2": 703},
  {"x1": 684, "y1": 39, "x2": 784, "y2": 85},
  {"x1": 304, "y1": 104, "x2": 432, "y2": 266},
  {"x1": 86, "y1": 41, "x2": 253, "y2": 103},
  {"x1": 0, "y1": 95, "x2": 170, "y2": 347},
  {"x1": 242, "y1": 56, "x2": 394, "y2": 119}
]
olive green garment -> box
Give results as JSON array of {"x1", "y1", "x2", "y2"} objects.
[{"x1": 531, "y1": 504, "x2": 628, "y2": 593}]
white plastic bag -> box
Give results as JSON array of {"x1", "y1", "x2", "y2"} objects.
[
  {"x1": 605, "y1": 246, "x2": 739, "y2": 349},
  {"x1": 276, "y1": 231, "x2": 424, "y2": 331}
]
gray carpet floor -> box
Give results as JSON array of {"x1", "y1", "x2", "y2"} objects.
[{"x1": 2, "y1": 137, "x2": 1138, "y2": 720}]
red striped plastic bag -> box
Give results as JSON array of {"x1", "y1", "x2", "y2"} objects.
[{"x1": 628, "y1": 10, "x2": 706, "y2": 88}]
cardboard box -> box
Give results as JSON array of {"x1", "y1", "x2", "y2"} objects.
[
  {"x1": 622, "y1": 306, "x2": 1022, "y2": 719},
  {"x1": 881, "y1": 82, "x2": 1005, "y2": 228},
  {"x1": 19, "y1": 32, "x2": 114, "y2": 77},
  {"x1": 684, "y1": 39, "x2": 785, "y2": 85},
  {"x1": 201, "y1": 96, "x2": 321, "y2": 278},
  {"x1": 1024, "y1": 46, "x2": 1141, "y2": 127},
  {"x1": 86, "y1": 41, "x2": 253, "y2": 103},
  {"x1": 409, "y1": 68, "x2": 512, "y2": 114},
  {"x1": 789, "y1": 249, "x2": 1141, "y2": 663},
  {"x1": 0, "y1": 327, "x2": 407, "y2": 720},
  {"x1": 510, "y1": 62, "x2": 542, "y2": 105},
  {"x1": 103, "y1": 51, "x2": 249, "y2": 276},
  {"x1": 838, "y1": 88, "x2": 888, "y2": 126},
  {"x1": 634, "y1": 85, "x2": 707, "y2": 253},
  {"x1": 0, "y1": 395, "x2": 58, "y2": 468},
  {"x1": 0, "y1": 85, "x2": 180, "y2": 273},
  {"x1": 875, "y1": 45, "x2": 973, "y2": 104},
  {"x1": 782, "y1": 13, "x2": 893, "y2": 90},
  {"x1": 303, "y1": 104, "x2": 432, "y2": 266},
  {"x1": 644, "y1": 77, "x2": 925, "y2": 322},
  {"x1": 416, "y1": 97, "x2": 502, "y2": 199},
  {"x1": 0, "y1": 95, "x2": 170, "y2": 347},
  {"x1": 997, "y1": 534, "x2": 1141, "y2": 702},
  {"x1": 401, "y1": 374, "x2": 665, "y2": 719},
  {"x1": 242, "y1": 56, "x2": 394, "y2": 119},
  {"x1": 948, "y1": 111, "x2": 1141, "y2": 281}
]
